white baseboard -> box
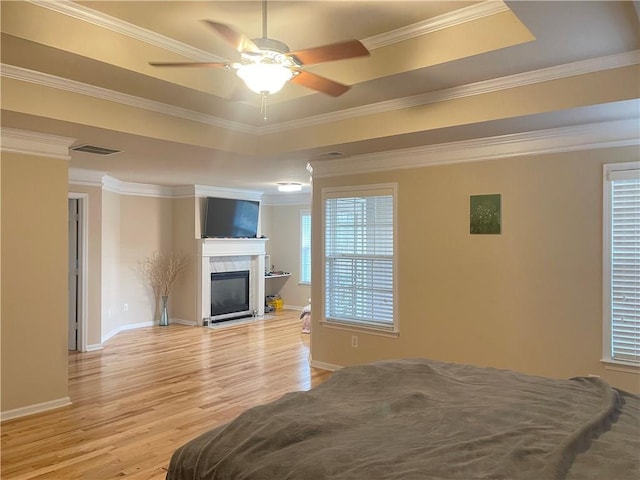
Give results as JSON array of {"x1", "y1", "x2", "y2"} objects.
[
  {"x1": 282, "y1": 305, "x2": 307, "y2": 312},
  {"x1": 102, "y1": 321, "x2": 154, "y2": 343},
  {"x1": 1, "y1": 396, "x2": 72, "y2": 422},
  {"x1": 309, "y1": 358, "x2": 342, "y2": 372},
  {"x1": 284, "y1": 304, "x2": 305, "y2": 311},
  {"x1": 171, "y1": 317, "x2": 197, "y2": 326},
  {"x1": 101, "y1": 318, "x2": 196, "y2": 344},
  {"x1": 81, "y1": 319, "x2": 194, "y2": 352}
]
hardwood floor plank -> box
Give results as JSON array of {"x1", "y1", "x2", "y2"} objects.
[{"x1": 1, "y1": 311, "x2": 331, "y2": 479}]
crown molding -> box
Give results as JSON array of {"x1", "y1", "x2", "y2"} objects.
[
  {"x1": 194, "y1": 185, "x2": 263, "y2": 201},
  {"x1": 311, "y1": 119, "x2": 640, "y2": 178},
  {"x1": 67, "y1": 173, "x2": 265, "y2": 199},
  {"x1": 363, "y1": 1, "x2": 509, "y2": 50},
  {"x1": 65, "y1": 119, "x2": 639, "y2": 198},
  {"x1": 68, "y1": 167, "x2": 106, "y2": 186},
  {"x1": 27, "y1": 0, "x2": 226, "y2": 63},
  {"x1": 172, "y1": 184, "x2": 267, "y2": 201},
  {"x1": 29, "y1": 0, "x2": 505, "y2": 56},
  {"x1": 101, "y1": 175, "x2": 176, "y2": 197},
  {"x1": 260, "y1": 50, "x2": 640, "y2": 135},
  {"x1": 3, "y1": 50, "x2": 637, "y2": 139},
  {"x1": 0, "y1": 127, "x2": 75, "y2": 160},
  {"x1": 261, "y1": 193, "x2": 312, "y2": 206},
  {"x1": 1, "y1": 64, "x2": 255, "y2": 135},
  {"x1": 171, "y1": 185, "x2": 197, "y2": 198},
  {"x1": 101, "y1": 175, "x2": 129, "y2": 195}
]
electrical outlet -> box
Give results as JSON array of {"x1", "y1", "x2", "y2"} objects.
[
  {"x1": 351, "y1": 335, "x2": 358, "y2": 348},
  {"x1": 123, "y1": 303, "x2": 128, "y2": 311}
]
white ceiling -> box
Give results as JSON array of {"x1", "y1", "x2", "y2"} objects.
[{"x1": 1, "y1": 1, "x2": 638, "y2": 196}]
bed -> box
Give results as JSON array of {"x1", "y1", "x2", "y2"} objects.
[{"x1": 166, "y1": 358, "x2": 640, "y2": 480}]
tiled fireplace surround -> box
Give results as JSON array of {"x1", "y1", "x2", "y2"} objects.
[{"x1": 197, "y1": 238, "x2": 267, "y2": 325}]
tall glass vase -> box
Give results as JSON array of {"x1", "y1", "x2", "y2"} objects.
[{"x1": 160, "y1": 295, "x2": 169, "y2": 326}]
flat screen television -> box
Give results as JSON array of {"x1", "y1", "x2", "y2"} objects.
[{"x1": 203, "y1": 197, "x2": 260, "y2": 238}]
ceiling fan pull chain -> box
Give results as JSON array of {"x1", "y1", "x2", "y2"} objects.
[{"x1": 261, "y1": 92, "x2": 269, "y2": 121}]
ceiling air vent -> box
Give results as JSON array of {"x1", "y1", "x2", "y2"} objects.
[
  {"x1": 318, "y1": 151, "x2": 346, "y2": 159},
  {"x1": 71, "y1": 144, "x2": 121, "y2": 155}
]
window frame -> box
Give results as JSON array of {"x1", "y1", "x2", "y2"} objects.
[
  {"x1": 602, "y1": 161, "x2": 640, "y2": 368},
  {"x1": 299, "y1": 209, "x2": 311, "y2": 286},
  {"x1": 320, "y1": 183, "x2": 399, "y2": 336}
]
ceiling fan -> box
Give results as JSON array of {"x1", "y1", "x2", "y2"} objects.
[{"x1": 149, "y1": 0, "x2": 370, "y2": 100}]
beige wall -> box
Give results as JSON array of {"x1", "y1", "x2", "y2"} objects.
[
  {"x1": 118, "y1": 195, "x2": 174, "y2": 328},
  {"x1": 70, "y1": 187, "x2": 194, "y2": 341},
  {"x1": 101, "y1": 189, "x2": 121, "y2": 338},
  {"x1": 262, "y1": 204, "x2": 311, "y2": 309},
  {"x1": 195, "y1": 196, "x2": 205, "y2": 240},
  {"x1": 100, "y1": 192, "x2": 175, "y2": 337},
  {"x1": 1, "y1": 152, "x2": 69, "y2": 411},
  {"x1": 311, "y1": 145, "x2": 640, "y2": 393},
  {"x1": 260, "y1": 203, "x2": 272, "y2": 240},
  {"x1": 171, "y1": 196, "x2": 198, "y2": 323}
]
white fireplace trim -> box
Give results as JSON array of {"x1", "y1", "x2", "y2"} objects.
[{"x1": 197, "y1": 238, "x2": 267, "y2": 325}]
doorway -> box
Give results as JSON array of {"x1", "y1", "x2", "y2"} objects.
[{"x1": 68, "y1": 194, "x2": 88, "y2": 351}]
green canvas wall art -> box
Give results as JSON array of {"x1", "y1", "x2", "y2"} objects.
[{"x1": 470, "y1": 194, "x2": 501, "y2": 234}]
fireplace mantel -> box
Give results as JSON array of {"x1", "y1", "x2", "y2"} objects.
[
  {"x1": 197, "y1": 238, "x2": 268, "y2": 325},
  {"x1": 201, "y1": 238, "x2": 267, "y2": 257}
]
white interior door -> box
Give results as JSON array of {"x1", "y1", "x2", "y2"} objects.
[{"x1": 68, "y1": 199, "x2": 78, "y2": 351}]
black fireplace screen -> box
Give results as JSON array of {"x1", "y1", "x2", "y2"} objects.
[{"x1": 211, "y1": 270, "x2": 250, "y2": 318}]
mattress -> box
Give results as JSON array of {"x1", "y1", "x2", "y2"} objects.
[{"x1": 166, "y1": 358, "x2": 640, "y2": 480}]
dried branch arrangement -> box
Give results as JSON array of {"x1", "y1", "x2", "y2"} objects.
[{"x1": 138, "y1": 252, "x2": 189, "y2": 297}]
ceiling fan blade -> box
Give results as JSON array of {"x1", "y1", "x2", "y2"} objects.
[
  {"x1": 149, "y1": 61, "x2": 229, "y2": 68},
  {"x1": 290, "y1": 70, "x2": 351, "y2": 97},
  {"x1": 202, "y1": 20, "x2": 261, "y2": 54},
  {"x1": 288, "y1": 40, "x2": 369, "y2": 66}
]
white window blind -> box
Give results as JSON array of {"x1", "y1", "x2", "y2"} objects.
[
  {"x1": 324, "y1": 186, "x2": 396, "y2": 329},
  {"x1": 300, "y1": 211, "x2": 311, "y2": 284},
  {"x1": 605, "y1": 163, "x2": 640, "y2": 365}
]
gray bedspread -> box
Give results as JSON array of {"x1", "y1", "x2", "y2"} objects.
[{"x1": 166, "y1": 358, "x2": 640, "y2": 480}]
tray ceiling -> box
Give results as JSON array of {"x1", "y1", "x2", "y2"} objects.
[{"x1": 1, "y1": 1, "x2": 638, "y2": 194}]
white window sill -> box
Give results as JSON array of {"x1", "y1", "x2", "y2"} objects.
[
  {"x1": 320, "y1": 319, "x2": 399, "y2": 338},
  {"x1": 600, "y1": 359, "x2": 640, "y2": 374}
]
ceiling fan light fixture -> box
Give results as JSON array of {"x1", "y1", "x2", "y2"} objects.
[
  {"x1": 237, "y1": 63, "x2": 293, "y2": 94},
  {"x1": 277, "y1": 182, "x2": 303, "y2": 192}
]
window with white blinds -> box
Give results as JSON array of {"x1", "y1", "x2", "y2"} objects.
[
  {"x1": 323, "y1": 185, "x2": 397, "y2": 330},
  {"x1": 603, "y1": 162, "x2": 640, "y2": 365},
  {"x1": 300, "y1": 210, "x2": 311, "y2": 285}
]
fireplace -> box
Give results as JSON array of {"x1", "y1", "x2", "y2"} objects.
[
  {"x1": 210, "y1": 270, "x2": 251, "y2": 322},
  {"x1": 198, "y1": 238, "x2": 267, "y2": 326}
]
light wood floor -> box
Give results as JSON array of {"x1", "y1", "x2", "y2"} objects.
[{"x1": 1, "y1": 311, "x2": 332, "y2": 479}]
